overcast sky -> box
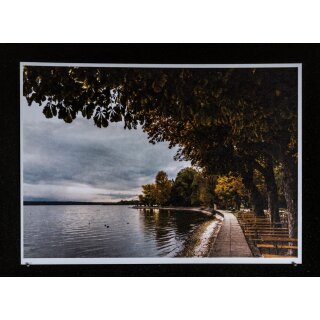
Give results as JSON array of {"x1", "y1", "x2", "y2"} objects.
[{"x1": 22, "y1": 99, "x2": 190, "y2": 202}]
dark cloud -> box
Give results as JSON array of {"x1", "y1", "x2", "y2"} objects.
[{"x1": 22, "y1": 100, "x2": 190, "y2": 202}]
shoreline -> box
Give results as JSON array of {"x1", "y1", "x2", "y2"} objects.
[{"x1": 131, "y1": 205, "x2": 219, "y2": 218}]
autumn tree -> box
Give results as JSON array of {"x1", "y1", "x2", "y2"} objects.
[
  {"x1": 214, "y1": 175, "x2": 248, "y2": 210},
  {"x1": 154, "y1": 171, "x2": 172, "y2": 206},
  {"x1": 139, "y1": 171, "x2": 172, "y2": 206},
  {"x1": 139, "y1": 184, "x2": 157, "y2": 206}
]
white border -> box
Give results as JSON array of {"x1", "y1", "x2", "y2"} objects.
[
  {"x1": 20, "y1": 64, "x2": 24, "y2": 265},
  {"x1": 20, "y1": 62, "x2": 302, "y2": 265}
]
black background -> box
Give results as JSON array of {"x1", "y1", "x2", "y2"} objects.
[{"x1": 0, "y1": 44, "x2": 319, "y2": 276}]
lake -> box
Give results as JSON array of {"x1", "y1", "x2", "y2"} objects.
[{"x1": 23, "y1": 205, "x2": 208, "y2": 258}]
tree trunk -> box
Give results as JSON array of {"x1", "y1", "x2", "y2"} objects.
[
  {"x1": 250, "y1": 184, "x2": 265, "y2": 216},
  {"x1": 242, "y1": 165, "x2": 265, "y2": 216},
  {"x1": 263, "y1": 159, "x2": 280, "y2": 223},
  {"x1": 267, "y1": 186, "x2": 280, "y2": 223},
  {"x1": 234, "y1": 194, "x2": 241, "y2": 211},
  {"x1": 267, "y1": 143, "x2": 298, "y2": 238},
  {"x1": 281, "y1": 155, "x2": 298, "y2": 237}
]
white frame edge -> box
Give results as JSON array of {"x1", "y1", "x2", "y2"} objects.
[{"x1": 20, "y1": 62, "x2": 302, "y2": 265}]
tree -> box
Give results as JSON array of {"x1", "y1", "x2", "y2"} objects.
[
  {"x1": 214, "y1": 175, "x2": 248, "y2": 210},
  {"x1": 170, "y1": 168, "x2": 198, "y2": 206},
  {"x1": 274, "y1": 163, "x2": 287, "y2": 207},
  {"x1": 139, "y1": 171, "x2": 172, "y2": 206},
  {"x1": 253, "y1": 157, "x2": 280, "y2": 222},
  {"x1": 169, "y1": 167, "x2": 215, "y2": 207},
  {"x1": 24, "y1": 66, "x2": 298, "y2": 236},
  {"x1": 141, "y1": 69, "x2": 297, "y2": 231},
  {"x1": 197, "y1": 175, "x2": 216, "y2": 207},
  {"x1": 139, "y1": 184, "x2": 157, "y2": 206},
  {"x1": 154, "y1": 171, "x2": 172, "y2": 206}
]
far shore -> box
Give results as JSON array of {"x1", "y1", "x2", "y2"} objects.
[{"x1": 24, "y1": 201, "x2": 139, "y2": 206}]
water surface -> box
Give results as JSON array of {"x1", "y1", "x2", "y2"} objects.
[{"x1": 23, "y1": 205, "x2": 208, "y2": 258}]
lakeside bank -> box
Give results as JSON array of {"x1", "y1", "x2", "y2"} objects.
[{"x1": 132, "y1": 205, "x2": 220, "y2": 217}]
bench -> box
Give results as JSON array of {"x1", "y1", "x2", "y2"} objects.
[
  {"x1": 245, "y1": 230, "x2": 289, "y2": 234},
  {"x1": 243, "y1": 226, "x2": 278, "y2": 229},
  {"x1": 245, "y1": 233, "x2": 290, "y2": 237},
  {"x1": 241, "y1": 221, "x2": 283, "y2": 224},
  {"x1": 245, "y1": 231, "x2": 289, "y2": 234},
  {"x1": 256, "y1": 244, "x2": 298, "y2": 250},
  {"x1": 244, "y1": 230, "x2": 289, "y2": 233},
  {"x1": 253, "y1": 238, "x2": 298, "y2": 242},
  {"x1": 262, "y1": 254, "x2": 297, "y2": 258},
  {"x1": 244, "y1": 226, "x2": 288, "y2": 229}
]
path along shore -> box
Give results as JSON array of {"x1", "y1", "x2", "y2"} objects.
[{"x1": 209, "y1": 210, "x2": 253, "y2": 257}]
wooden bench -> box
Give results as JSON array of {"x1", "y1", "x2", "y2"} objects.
[
  {"x1": 240, "y1": 219, "x2": 270, "y2": 221},
  {"x1": 241, "y1": 221, "x2": 281, "y2": 224},
  {"x1": 243, "y1": 224, "x2": 286, "y2": 227},
  {"x1": 262, "y1": 254, "x2": 297, "y2": 258},
  {"x1": 242, "y1": 223, "x2": 272, "y2": 225},
  {"x1": 256, "y1": 242, "x2": 298, "y2": 256},
  {"x1": 256, "y1": 244, "x2": 298, "y2": 250},
  {"x1": 245, "y1": 230, "x2": 289, "y2": 234},
  {"x1": 245, "y1": 233, "x2": 290, "y2": 237},
  {"x1": 244, "y1": 225, "x2": 289, "y2": 231},
  {"x1": 244, "y1": 230, "x2": 289, "y2": 233},
  {"x1": 244, "y1": 229, "x2": 289, "y2": 234},
  {"x1": 254, "y1": 238, "x2": 298, "y2": 242},
  {"x1": 245, "y1": 231, "x2": 289, "y2": 234},
  {"x1": 241, "y1": 218, "x2": 274, "y2": 220},
  {"x1": 246, "y1": 225, "x2": 287, "y2": 229}
]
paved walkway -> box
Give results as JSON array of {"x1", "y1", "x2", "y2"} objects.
[{"x1": 210, "y1": 210, "x2": 253, "y2": 257}]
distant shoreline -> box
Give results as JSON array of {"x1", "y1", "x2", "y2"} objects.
[
  {"x1": 23, "y1": 202, "x2": 224, "y2": 219},
  {"x1": 23, "y1": 201, "x2": 139, "y2": 206}
]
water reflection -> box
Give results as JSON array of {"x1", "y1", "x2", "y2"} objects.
[
  {"x1": 138, "y1": 208, "x2": 207, "y2": 256},
  {"x1": 24, "y1": 205, "x2": 208, "y2": 258}
]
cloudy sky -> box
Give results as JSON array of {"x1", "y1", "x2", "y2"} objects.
[{"x1": 22, "y1": 99, "x2": 190, "y2": 202}]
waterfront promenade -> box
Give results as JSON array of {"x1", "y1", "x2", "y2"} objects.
[{"x1": 210, "y1": 210, "x2": 253, "y2": 257}]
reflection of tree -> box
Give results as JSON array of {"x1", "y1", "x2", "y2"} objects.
[
  {"x1": 138, "y1": 209, "x2": 172, "y2": 248},
  {"x1": 138, "y1": 209, "x2": 206, "y2": 253}
]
